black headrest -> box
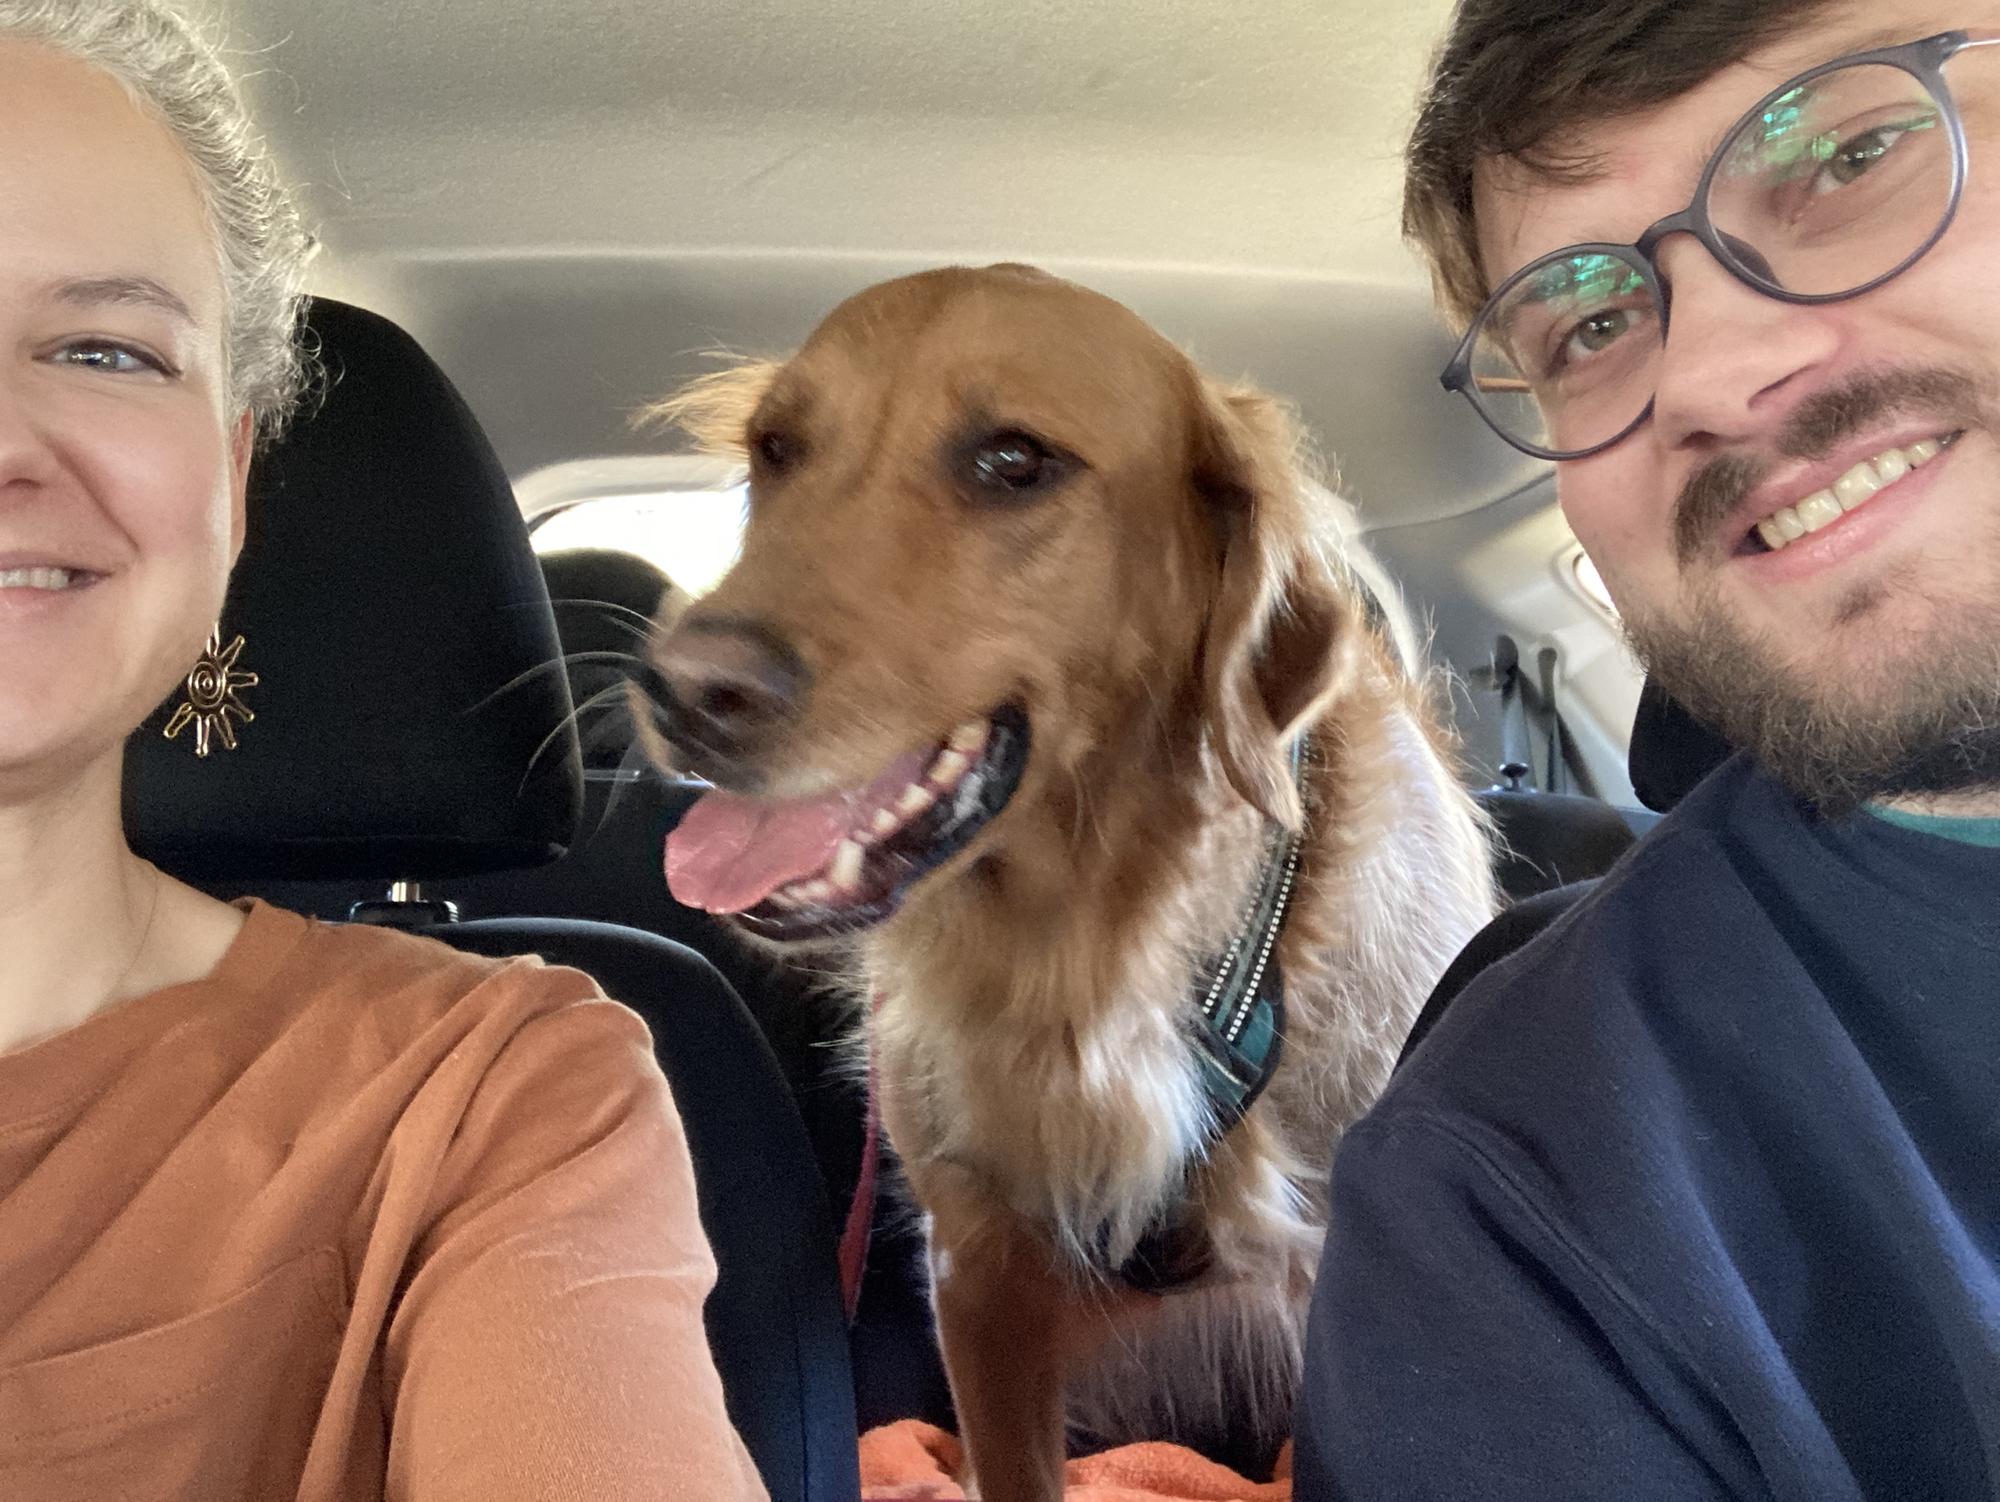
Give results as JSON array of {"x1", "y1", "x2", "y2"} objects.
[
  {"x1": 1475, "y1": 788, "x2": 1637, "y2": 899},
  {"x1": 1627, "y1": 677, "x2": 1735, "y2": 813},
  {"x1": 541, "y1": 547, "x2": 672, "y2": 635},
  {"x1": 125, "y1": 298, "x2": 582, "y2": 882},
  {"x1": 540, "y1": 548, "x2": 672, "y2": 770}
]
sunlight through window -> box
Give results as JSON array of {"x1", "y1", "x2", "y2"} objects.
[{"x1": 530, "y1": 487, "x2": 749, "y2": 596}]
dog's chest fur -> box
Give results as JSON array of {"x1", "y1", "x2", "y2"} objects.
[
  {"x1": 863, "y1": 674, "x2": 1496, "y2": 1288},
  {"x1": 871, "y1": 920, "x2": 1224, "y2": 1273}
]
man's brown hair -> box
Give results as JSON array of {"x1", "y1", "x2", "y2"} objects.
[{"x1": 1405, "y1": 0, "x2": 1844, "y2": 326}]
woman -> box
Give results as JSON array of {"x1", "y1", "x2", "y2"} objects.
[{"x1": 0, "y1": 4, "x2": 764, "y2": 1497}]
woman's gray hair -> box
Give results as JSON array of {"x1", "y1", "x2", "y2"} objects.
[{"x1": 0, "y1": 0, "x2": 314, "y2": 436}]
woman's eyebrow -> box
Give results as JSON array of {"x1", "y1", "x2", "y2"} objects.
[{"x1": 51, "y1": 274, "x2": 196, "y2": 325}]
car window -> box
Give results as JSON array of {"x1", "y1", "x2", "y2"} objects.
[{"x1": 518, "y1": 456, "x2": 750, "y2": 601}]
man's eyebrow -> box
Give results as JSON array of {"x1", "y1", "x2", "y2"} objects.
[
  {"x1": 1736, "y1": 23, "x2": 1932, "y2": 101},
  {"x1": 51, "y1": 275, "x2": 197, "y2": 325},
  {"x1": 1835, "y1": 23, "x2": 1935, "y2": 56}
]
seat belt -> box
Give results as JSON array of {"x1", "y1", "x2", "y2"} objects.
[
  {"x1": 1536, "y1": 644, "x2": 1567, "y2": 796},
  {"x1": 1492, "y1": 635, "x2": 1583, "y2": 796},
  {"x1": 1492, "y1": 636, "x2": 1536, "y2": 792}
]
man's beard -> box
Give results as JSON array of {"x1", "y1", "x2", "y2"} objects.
[
  {"x1": 1624, "y1": 580, "x2": 2000, "y2": 816},
  {"x1": 1622, "y1": 366, "x2": 2000, "y2": 817}
]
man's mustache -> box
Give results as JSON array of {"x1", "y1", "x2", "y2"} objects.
[{"x1": 1672, "y1": 367, "x2": 1988, "y2": 568}]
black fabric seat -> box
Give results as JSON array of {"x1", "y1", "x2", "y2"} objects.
[
  {"x1": 1472, "y1": 786, "x2": 1637, "y2": 900},
  {"x1": 536, "y1": 546, "x2": 674, "y2": 771},
  {"x1": 1628, "y1": 677, "x2": 1737, "y2": 815},
  {"x1": 435, "y1": 766, "x2": 870, "y2": 1215},
  {"x1": 125, "y1": 297, "x2": 858, "y2": 1502}
]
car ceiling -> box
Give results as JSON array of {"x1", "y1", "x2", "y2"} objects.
[
  {"x1": 209, "y1": 0, "x2": 1549, "y2": 521},
  {"x1": 204, "y1": 0, "x2": 1635, "y2": 793}
]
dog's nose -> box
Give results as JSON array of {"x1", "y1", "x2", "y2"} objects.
[{"x1": 650, "y1": 618, "x2": 809, "y2": 762}]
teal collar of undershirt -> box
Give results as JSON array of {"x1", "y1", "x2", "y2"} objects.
[{"x1": 1866, "y1": 804, "x2": 2000, "y2": 848}]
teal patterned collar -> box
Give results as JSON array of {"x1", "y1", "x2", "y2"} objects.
[
  {"x1": 1109, "y1": 741, "x2": 1308, "y2": 1294},
  {"x1": 1188, "y1": 739, "x2": 1305, "y2": 1135}
]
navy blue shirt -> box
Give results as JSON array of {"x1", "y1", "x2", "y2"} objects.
[{"x1": 1297, "y1": 756, "x2": 2000, "y2": 1500}]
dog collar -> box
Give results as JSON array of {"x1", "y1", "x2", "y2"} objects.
[
  {"x1": 1111, "y1": 739, "x2": 1308, "y2": 1295},
  {"x1": 1187, "y1": 736, "x2": 1306, "y2": 1134}
]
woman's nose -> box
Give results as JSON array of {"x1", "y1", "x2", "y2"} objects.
[{"x1": 0, "y1": 369, "x2": 58, "y2": 496}]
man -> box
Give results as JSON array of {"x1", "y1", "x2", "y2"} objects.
[{"x1": 1297, "y1": 3, "x2": 2000, "y2": 1498}]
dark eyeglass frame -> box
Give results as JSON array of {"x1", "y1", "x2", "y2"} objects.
[{"x1": 1440, "y1": 29, "x2": 2000, "y2": 462}]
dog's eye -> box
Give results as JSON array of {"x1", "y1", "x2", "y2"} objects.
[
  {"x1": 968, "y1": 431, "x2": 1063, "y2": 496},
  {"x1": 752, "y1": 429, "x2": 799, "y2": 471}
]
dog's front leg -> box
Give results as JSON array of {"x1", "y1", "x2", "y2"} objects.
[{"x1": 926, "y1": 1186, "x2": 1082, "y2": 1502}]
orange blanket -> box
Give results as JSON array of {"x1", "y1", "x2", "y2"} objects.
[{"x1": 859, "y1": 1421, "x2": 1292, "y2": 1502}]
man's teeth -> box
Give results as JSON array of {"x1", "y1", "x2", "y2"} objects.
[
  {"x1": 1754, "y1": 436, "x2": 1949, "y2": 552},
  {"x1": 0, "y1": 567, "x2": 77, "y2": 591},
  {"x1": 769, "y1": 717, "x2": 993, "y2": 908}
]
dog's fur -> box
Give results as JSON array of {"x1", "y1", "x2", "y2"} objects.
[{"x1": 642, "y1": 265, "x2": 1496, "y2": 1501}]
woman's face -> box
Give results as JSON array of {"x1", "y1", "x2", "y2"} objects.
[{"x1": 0, "y1": 37, "x2": 251, "y2": 793}]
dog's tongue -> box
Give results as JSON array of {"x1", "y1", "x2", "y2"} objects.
[{"x1": 666, "y1": 748, "x2": 933, "y2": 914}]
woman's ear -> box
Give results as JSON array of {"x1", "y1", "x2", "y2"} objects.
[
  {"x1": 228, "y1": 409, "x2": 255, "y2": 557},
  {"x1": 1191, "y1": 380, "x2": 1361, "y2": 828},
  {"x1": 635, "y1": 359, "x2": 786, "y2": 456}
]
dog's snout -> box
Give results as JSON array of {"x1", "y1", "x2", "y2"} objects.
[{"x1": 651, "y1": 618, "x2": 809, "y2": 763}]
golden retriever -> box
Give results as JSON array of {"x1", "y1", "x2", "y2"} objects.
[{"x1": 639, "y1": 264, "x2": 1495, "y2": 1501}]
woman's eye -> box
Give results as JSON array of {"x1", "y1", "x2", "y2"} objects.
[
  {"x1": 967, "y1": 430, "x2": 1065, "y2": 496},
  {"x1": 51, "y1": 341, "x2": 167, "y2": 377}
]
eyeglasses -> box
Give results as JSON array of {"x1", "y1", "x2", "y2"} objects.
[{"x1": 1441, "y1": 30, "x2": 2000, "y2": 462}]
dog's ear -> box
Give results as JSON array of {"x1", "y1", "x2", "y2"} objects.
[
  {"x1": 634, "y1": 359, "x2": 785, "y2": 456},
  {"x1": 1191, "y1": 380, "x2": 1361, "y2": 829}
]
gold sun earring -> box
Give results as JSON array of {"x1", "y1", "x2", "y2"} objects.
[{"x1": 163, "y1": 626, "x2": 259, "y2": 757}]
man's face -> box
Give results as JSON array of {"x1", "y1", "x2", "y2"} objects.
[{"x1": 1475, "y1": 2, "x2": 2000, "y2": 810}]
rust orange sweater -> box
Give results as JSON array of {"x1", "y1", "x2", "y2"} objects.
[{"x1": 0, "y1": 900, "x2": 765, "y2": 1500}]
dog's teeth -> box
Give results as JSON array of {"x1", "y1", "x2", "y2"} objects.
[
  {"x1": 870, "y1": 807, "x2": 900, "y2": 838},
  {"x1": 830, "y1": 838, "x2": 865, "y2": 891},
  {"x1": 896, "y1": 783, "x2": 936, "y2": 818},
  {"x1": 796, "y1": 878, "x2": 833, "y2": 905},
  {"x1": 948, "y1": 720, "x2": 988, "y2": 755},
  {"x1": 952, "y1": 769, "x2": 985, "y2": 819},
  {"x1": 930, "y1": 749, "x2": 971, "y2": 788}
]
